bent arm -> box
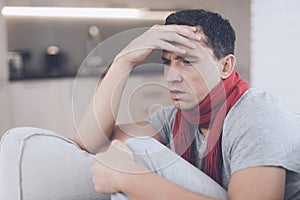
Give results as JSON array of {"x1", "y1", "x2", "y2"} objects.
[
  {"x1": 73, "y1": 25, "x2": 200, "y2": 153},
  {"x1": 74, "y1": 58, "x2": 134, "y2": 154},
  {"x1": 73, "y1": 61, "x2": 162, "y2": 153},
  {"x1": 228, "y1": 166, "x2": 285, "y2": 200}
]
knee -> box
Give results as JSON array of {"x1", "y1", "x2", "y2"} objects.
[
  {"x1": 1, "y1": 127, "x2": 49, "y2": 145},
  {"x1": 124, "y1": 136, "x2": 165, "y2": 153},
  {"x1": 0, "y1": 127, "x2": 33, "y2": 153},
  {"x1": 0, "y1": 127, "x2": 104, "y2": 200},
  {"x1": 0, "y1": 127, "x2": 72, "y2": 172},
  {"x1": 0, "y1": 127, "x2": 61, "y2": 172},
  {"x1": 124, "y1": 137, "x2": 178, "y2": 172},
  {"x1": 0, "y1": 127, "x2": 47, "y2": 200},
  {"x1": 1, "y1": 127, "x2": 27, "y2": 142}
]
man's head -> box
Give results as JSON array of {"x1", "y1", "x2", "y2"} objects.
[
  {"x1": 163, "y1": 9, "x2": 237, "y2": 110},
  {"x1": 165, "y1": 9, "x2": 236, "y2": 61}
]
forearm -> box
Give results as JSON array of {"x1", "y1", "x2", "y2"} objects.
[
  {"x1": 120, "y1": 171, "x2": 217, "y2": 200},
  {"x1": 76, "y1": 58, "x2": 134, "y2": 153}
]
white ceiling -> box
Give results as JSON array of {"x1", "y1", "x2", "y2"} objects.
[{"x1": 4, "y1": 0, "x2": 223, "y2": 11}]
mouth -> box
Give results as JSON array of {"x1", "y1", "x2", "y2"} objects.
[{"x1": 169, "y1": 89, "x2": 185, "y2": 100}]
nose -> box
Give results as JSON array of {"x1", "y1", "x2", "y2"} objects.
[{"x1": 164, "y1": 66, "x2": 183, "y2": 83}]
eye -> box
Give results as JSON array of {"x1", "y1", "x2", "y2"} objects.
[
  {"x1": 162, "y1": 60, "x2": 171, "y2": 66},
  {"x1": 182, "y1": 60, "x2": 194, "y2": 65}
]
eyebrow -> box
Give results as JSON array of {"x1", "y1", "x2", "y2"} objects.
[
  {"x1": 176, "y1": 55, "x2": 198, "y2": 60},
  {"x1": 161, "y1": 55, "x2": 198, "y2": 60}
]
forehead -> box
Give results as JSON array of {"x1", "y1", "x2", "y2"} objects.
[
  {"x1": 161, "y1": 45, "x2": 215, "y2": 61},
  {"x1": 161, "y1": 51, "x2": 198, "y2": 60}
]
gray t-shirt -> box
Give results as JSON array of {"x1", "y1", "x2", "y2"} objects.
[{"x1": 146, "y1": 88, "x2": 300, "y2": 199}]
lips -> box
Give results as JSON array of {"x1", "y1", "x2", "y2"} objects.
[{"x1": 169, "y1": 89, "x2": 185, "y2": 100}]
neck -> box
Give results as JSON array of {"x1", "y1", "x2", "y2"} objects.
[{"x1": 200, "y1": 128, "x2": 209, "y2": 137}]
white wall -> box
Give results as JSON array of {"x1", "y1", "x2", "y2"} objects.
[
  {"x1": 0, "y1": 1, "x2": 12, "y2": 136},
  {"x1": 251, "y1": 0, "x2": 300, "y2": 113},
  {"x1": 221, "y1": 0, "x2": 251, "y2": 82}
]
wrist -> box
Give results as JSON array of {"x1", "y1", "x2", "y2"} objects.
[
  {"x1": 113, "y1": 53, "x2": 136, "y2": 70},
  {"x1": 116, "y1": 163, "x2": 150, "y2": 194}
]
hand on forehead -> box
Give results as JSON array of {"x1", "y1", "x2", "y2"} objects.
[
  {"x1": 163, "y1": 37, "x2": 215, "y2": 62},
  {"x1": 162, "y1": 25, "x2": 214, "y2": 58}
]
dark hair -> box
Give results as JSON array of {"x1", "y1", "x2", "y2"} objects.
[{"x1": 165, "y1": 9, "x2": 236, "y2": 60}]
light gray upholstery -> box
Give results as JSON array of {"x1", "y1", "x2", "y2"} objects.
[{"x1": 0, "y1": 127, "x2": 109, "y2": 200}]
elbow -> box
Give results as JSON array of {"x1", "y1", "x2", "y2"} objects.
[{"x1": 73, "y1": 134, "x2": 92, "y2": 153}]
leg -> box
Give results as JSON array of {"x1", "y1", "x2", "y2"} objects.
[
  {"x1": 0, "y1": 127, "x2": 110, "y2": 200},
  {"x1": 112, "y1": 137, "x2": 227, "y2": 200}
]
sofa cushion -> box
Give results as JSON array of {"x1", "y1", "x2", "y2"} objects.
[{"x1": 0, "y1": 127, "x2": 109, "y2": 200}]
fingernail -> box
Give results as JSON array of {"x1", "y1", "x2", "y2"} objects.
[
  {"x1": 180, "y1": 49, "x2": 186, "y2": 54},
  {"x1": 191, "y1": 42, "x2": 197, "y2": 48},
  {"x1": 111, "y1": 139, "x2": 120, "y2": 146},
  {"x1": 195, "y1": 35, "x2": 201, "y2": 40}
]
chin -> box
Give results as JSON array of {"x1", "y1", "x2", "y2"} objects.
[{"x1": 172, "y1": 100, "x2": 197, "y2": 111}]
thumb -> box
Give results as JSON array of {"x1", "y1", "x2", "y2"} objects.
[{"x1": 111, "y1": 139, "x2": 134, "y2": 160}]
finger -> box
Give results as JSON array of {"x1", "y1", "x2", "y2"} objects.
[
  {"x1": 111, "y1": 139, "x2": 132, "y2": 153},
  {"x1": 111, "y1": 139, "x2": 135, "y2": 160},
  {"x1": 163, "y1": 25, "x2": 201, "y2": 41},
  {"x1": 165, "y1": 32, "x2": 197, "y2": 49},
  {"x1": 121, "y1": 40, "x2": 185, "y2": 55},
  {"x1": 157, "y1": 41, "x2": 186, "y2": 54},
  {"x1": 175, "y1": 42, "x2": 212, "y2": 62},
  {"x1": 91, "y1": 162, "x2": 102, "y2": 178}
]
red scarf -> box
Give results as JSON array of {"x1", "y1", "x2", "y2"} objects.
[{"x1": 173, "y1": 71, "x2": 249, "y2": 184}]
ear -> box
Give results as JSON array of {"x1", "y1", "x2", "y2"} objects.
[{"x1": 218, "y1": 54, "x2": 236, "y2": 79}]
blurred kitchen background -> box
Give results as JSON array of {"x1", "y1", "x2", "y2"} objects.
[{"x1": 0, "y1": 0, "x2": 299, "y2": 138}]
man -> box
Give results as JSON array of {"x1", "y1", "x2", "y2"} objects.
[{"x1": 74, "y1": 9, "x2": 300, "y2": 200}]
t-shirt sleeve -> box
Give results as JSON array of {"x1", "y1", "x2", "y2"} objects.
[
  {"x1": 223, "y1": 93, "x2": 300, "y2": 175},
  {"x1": 145, "y1": 106, "x2": 176, "y2": 146}
]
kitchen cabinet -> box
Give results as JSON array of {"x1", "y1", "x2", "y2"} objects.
[
  {"x1": 117, "y1": 74, "x2": 172, "y2": 124},
  {"x1": 10, "y1": 79, "x2": 76, "y2": 138},
  {"x1": 73, "y1": 73, "x2": 172, "y2": 127},
  {"x1": 9, "y1": 74, "x2": 171, "y2": 138},
  {"x1": 0, "y1": 82, "x2": 12, "y2": 136}
]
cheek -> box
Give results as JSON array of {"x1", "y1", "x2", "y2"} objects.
[
  {"x1": 183, "y1": 74, "x2": 209, "y2": 98},
  {"x1": 192, "y1": 65, "x2": 221, "y2": 92}
]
